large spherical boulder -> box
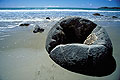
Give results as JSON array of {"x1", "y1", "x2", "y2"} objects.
[{"x1": 45, "y1": 17, "x2": 116, "y2": 77}]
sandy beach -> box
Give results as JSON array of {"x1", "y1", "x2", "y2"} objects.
[
  {"x1": 0, "y1": 5, "x2": 120, "y2": 80},
  {"x1": 0, "y1": 20, "x2": 120, "y2": 80}
]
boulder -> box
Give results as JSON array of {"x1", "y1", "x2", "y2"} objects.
[
  {"x1": 19, "y1": 23, "x2": 30, "y2": 26},
  {"x1": 33, "y1": 25, "x2": 44, "y2": 33},
  {"x1": 45, "y1": 17, "x2": 116, "y2": 76},
  {"x1": 46, "y1": 17, "x2": 50, "y2": 20},
  {"x1": 112, "y1": 16, "x2": 118, "y2": 18},
  {"x1": 46, "y1": 17, "x2": 97, "y2": 53},
  {"x1": 93, "y1": 13, "x2": 103, "y2": 16}
]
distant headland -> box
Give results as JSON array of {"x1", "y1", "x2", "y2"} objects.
[{"x1": 98, "y1": 7, "x2": 120, "y2": 9}]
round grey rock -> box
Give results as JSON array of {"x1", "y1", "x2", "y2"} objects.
[{"x1": 45, "y1": 17, "x2": 116, "y2": 76}]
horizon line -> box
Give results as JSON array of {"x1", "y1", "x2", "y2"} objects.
[{"x1": 0, "y1": 6, "x2": 120, "y2": 8}]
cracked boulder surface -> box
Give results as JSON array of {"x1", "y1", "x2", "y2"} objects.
[{"x1": 45, "y1": 17, "x2": 116, "y2": 77}]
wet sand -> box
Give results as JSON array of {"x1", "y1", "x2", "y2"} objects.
[{"x1": 0, "y1": 25, "x2": 120, "y2": 80}]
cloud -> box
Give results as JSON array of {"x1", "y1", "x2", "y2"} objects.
[{"x1": 89, "y1": 3, "x2": 93, "y2": 6}]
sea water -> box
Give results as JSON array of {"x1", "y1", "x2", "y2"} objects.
[{"x1": 0, "y1": 7, "x2": 120, "y2": 30}]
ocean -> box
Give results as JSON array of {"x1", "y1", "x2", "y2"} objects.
[
  {"x1": 0, "y1": 7, "x2": 120, "y2": 31},
  {"x1": 0, "y1": 7, "x2": 120, "y2": 80}
]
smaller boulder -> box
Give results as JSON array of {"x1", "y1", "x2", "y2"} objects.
[
  {"x1": 93, "y1": 13, "x2": 103, "y2": 16},
  {"x1": 33, "y1": 25, "x2": 44, "y2": 33},
  {"x1": 19, "y1": 23, "x2": 30, "y2": 26},
  {"x1": 46, "y1": 17, "x2": 50, "y2": 20},
  {"x1": 112, "y1": 16, "x2": 118, "y2": 18}
]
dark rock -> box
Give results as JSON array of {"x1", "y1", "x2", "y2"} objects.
[
  {"x1": 50, "y1": 44, "x2": 116, "y2": 76},
  {"x1": 99, "y1": 7, "x2": 120, "y2": 9},
  {"x1": 93, "y1": 13, "x2": 104, "y2": 16},
  {"x1": 100, "y1": 15, "x2": 104, "y2": 16},
  {"x1": 46, "y1": 17, "x2": 50, "y2": 20},
  {"x1": 46, "y1": 17, "x2": 97, "y2": 53},
  {"x1": 45, "y1": 17, "x2": 116, "y2": 77},
  {"x1": 112, "y1": 16, "x2": 118, "y2": 18},
  {"x1": 19, "y1": 23, "x2": 30, "y2": 26},
  {"x1": 33, "y1": 25, "x2": 44, "y2": 33}
]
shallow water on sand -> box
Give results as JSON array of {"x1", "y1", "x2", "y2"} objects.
[{"x1": 0, "y1": 21, "x2": 120, "y2": 80}]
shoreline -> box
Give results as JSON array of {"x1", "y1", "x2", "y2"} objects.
[
  {"x1": 0, "y1": 21, "x2": 120, "y2": 80},
  {"x1": 0, "y1": 8, "x2": 120, "y2": 80}
]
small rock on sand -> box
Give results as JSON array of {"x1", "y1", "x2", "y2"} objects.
[{"x1": 33, "y1": 25, "x2": 44, "y2": 33}]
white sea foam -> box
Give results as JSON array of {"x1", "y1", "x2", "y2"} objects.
[
  {"x1": 0, "y1": 38, "x2": 4, "y2": 40},
  {"x1": 91, "y1": 19, "x2": 120, "y2": 22},
  {"x1": 7, "y1": 25, "x2": 17, "y2": 28},
  {"x1": 0, "y1": 27, "x2": 8, "y2": 29},
  {"x1": 0, "y1": 9, "x2": 120, "y2": 12},
  {"x1": 0, "y1": 25, "x2": 17, "y2": 30},
  {"x1": 0, "y1": 18, "x2": 59, "y2": 22},
  {"x1": 0, "y1": 19, "x2": 44, "y2": 22},
  {"x1": 0, "y1": 34, "x2": 10, "y2": 38},
  {"x1": 0, "y1": 18, "x2": 119, "y2": 23}
]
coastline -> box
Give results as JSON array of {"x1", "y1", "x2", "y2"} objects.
[
  {"x1": 0, "y1": 7, "x2": 120, "y2": 80},
  {"x1": 98, "y1": 7, "x2": 120, "y2": 9},
  {"x1": 0, "y1": 21, "x2": 120, "y2": 80}
]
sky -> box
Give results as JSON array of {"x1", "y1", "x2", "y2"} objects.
[{"x1": 0, "y1": 0, "x2": 120, "y2": 8}]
